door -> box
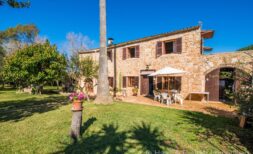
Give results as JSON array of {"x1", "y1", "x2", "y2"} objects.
[
  {"x1": 148, "y1": 77, "x2": 154, "y2": 95},
  {"x1": 141, "y1": 75, "x2": 149, "y2": 95},
  {"x1": 205, "y1": 68, "x2": 220, "y2": 101}
]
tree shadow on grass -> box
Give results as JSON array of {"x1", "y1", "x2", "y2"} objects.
[
  {"x1": 130, "y1": 122, "x2": 182, "y2": 153},
  {"x1": 80, "y1": 117, "x2": 97, "y2": 136},
  {"x1": 56, "y1": 121, "x2": 181, "y2": 154},
  {"x1": 181, "y1": 111, "x2": 253, "y2": 153},
  {"x1": 203, "y1": 106, "x2": 237, "y2": 118},
  {"x1": 0, "y1": 95, "x2": 67, "y2": 122},
  {"x1": 58, "y1": 123, "x2": 128, "y2": 154}
]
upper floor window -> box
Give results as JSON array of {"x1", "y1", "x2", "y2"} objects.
[
  {"x1": 128, "y1": 47, "x2": 136, "y2": 58},
  {"x1": 164, "y1": 41, "x2": 174, "y2": 54},
  {"x1": 156, "y1": 38, "x2": 182, "y2": 58},
  {"x1": 122, "y1": 46, "x2": 140, "y2": 60},
  {"x1": 107, "y1": 50, "x2": 112, "y2": 61}
]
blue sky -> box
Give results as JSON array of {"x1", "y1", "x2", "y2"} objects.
[{"x1": 0, "y1": 0, "x2": 252, "y2": 53}]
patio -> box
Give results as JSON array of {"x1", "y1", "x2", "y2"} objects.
[{"x1": 121, "y1": 96, "x2": 238, "y2": 118}]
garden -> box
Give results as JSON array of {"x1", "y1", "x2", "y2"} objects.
[
  {"x1": 0, "y1": 87, "x2": 253, "y2": 153},
  {"x1": 0, "y1": 1, "x2": 253, "y2": 153}
]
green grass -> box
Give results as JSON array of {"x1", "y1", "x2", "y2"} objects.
[{"x1": 0, "y1": 89, "x2": 252, "y2": 154}]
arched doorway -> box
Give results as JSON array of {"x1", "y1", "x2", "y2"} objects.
[{"x1": 205, "y1": 67, "x2": 241, "y2": 102}]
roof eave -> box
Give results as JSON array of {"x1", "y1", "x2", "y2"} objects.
[
  {"x1": 201, "y1": 30, "x2": 215, "y2": 39},
  {"x1": 79, "y1": 25, "x2": 201, "y2": 54}
]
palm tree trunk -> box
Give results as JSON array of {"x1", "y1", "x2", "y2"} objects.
[{"x1": 94, "y1": 0, "x2": 112, "y2": 104}]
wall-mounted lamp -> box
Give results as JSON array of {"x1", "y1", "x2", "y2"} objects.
[{"x1": 146, "y1": 64, "x2": 151, "y2": 70}]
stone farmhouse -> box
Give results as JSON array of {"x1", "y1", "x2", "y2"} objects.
[{"x1": 79, "y1": 26, "x2": 253, "y2": 102}]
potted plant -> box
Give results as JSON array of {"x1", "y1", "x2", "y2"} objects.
[
  {"x1": 132, "y1": 86, "x2": 138, "y2": 96},
  {"x1": 69, "y1": 92, "x2": 86, "y2": 111}
]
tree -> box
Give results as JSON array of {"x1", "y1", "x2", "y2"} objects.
[
  {"x1": 0, "y1": 46, "x2": 5, "y2": 87},
  {"x1": 94, "y1": 0, "x2": 112, "y2": 104},
  {"x1": 0, "y1": 24, "x2": 39, "y2": 57},
  {"x1": 0, "y1": 46, "x2": 5, "y2": 69},
  {"x1": 79, "y1": 56, "x2": 99, "y2": 101},
  {"x1": 63, "y1": 32, "x2": 94, "y2": 90},
  {"x1": 238, "y1": 44, "x2": 253, "y2": 51},
  {"x1": 234, "y1": 52, "x2": 253, "y2": 117},
  {"x1": 0, "y1": 0, "x2": 30, "y2": 8},
  {"x1": 219, "y1": 51, "x2": 253, "y2": 118},
  {"x1": 0, "y1": 24, "x2": 38, "y2": 46},
  {"x1": 0, "y1": 24, "x2": 39, "y2": 87},
  {"x1": 2, "y1": 40, "x2": 67, "y2": 93}
]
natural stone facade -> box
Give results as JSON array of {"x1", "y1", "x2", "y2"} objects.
[{"x1": 79, "y1": 26, "x2": 253, "y2": 99}]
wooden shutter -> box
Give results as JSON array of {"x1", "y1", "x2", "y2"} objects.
[
  {"x1": 205, "y1": 68, "x2": 220, "y2": 101},
  {"x1": 123, "y1": 76, "x2": 127, "y2": 88},
  {"x1": 123, "y1": 48, "x2": 126, "y2": 60},
  {"x1": 135, "y1": 46, "x2": 140, "y2": 58},
  {"x1": 176, "y1": 38, "x2": 182, "y2": 53},
  {"x1": 156, "y1": 41, "x2": 163, "y2": 58}
]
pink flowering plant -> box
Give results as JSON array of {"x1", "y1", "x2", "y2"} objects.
[{"x1": 69, "y1": 92, "x2": 86, "y2": 101}]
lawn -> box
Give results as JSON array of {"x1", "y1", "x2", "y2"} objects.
[{"x1": 0, "y1": 88, "x2": 252, "y2": 154}]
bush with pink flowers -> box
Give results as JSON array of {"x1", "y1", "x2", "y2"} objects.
[{"x1": 69, "y1": 92, "x2": 86, "y2": 101}]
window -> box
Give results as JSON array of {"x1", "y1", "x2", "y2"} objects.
[
  {"x1": 155, "y1": 76, "x2": 181, "y2": 91},
  {"x1": 123, "y1": 46, "x2": 140, "y2": 60},
  {"x1": 108, "y1": 77, "x2": 113, "y2": 87},
  {"x1": 157, "y1": 77, "x2": 163, "y2": 89},
  {"x1": 156, "y1": 38, "x2": 182, "y2": 58},
  {"x1": 164, "y1": 77, "x2": 169, "y2": 89},
  {"x1": 164, "y1": 41, "x2": 174, "y2": 54},
  {"x1": 107, "y1": 50, "x2": 112, "y2": 61},
  {"x1": 127, "y1": 76, "x2": 139, "y2": 87},
  {"x1": 128, "y1": 47, "x2": 136, "y2": 58},
  {"x1": 85, "y1": 80, "x2": 94, "y2": 93},
  {"x1": 169, "y1": 77, "x2": 181, "y2": 91}
]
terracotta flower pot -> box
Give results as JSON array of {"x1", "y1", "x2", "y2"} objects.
[{"x1": 72, "y1": 100, "x2": 83, "y2": 111}]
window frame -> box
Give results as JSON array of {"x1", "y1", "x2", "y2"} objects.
[
  {"x1": 127, "y1": 46, "x2": 136, "y2": 58},
  {"x1": 164, "y1": 40, "x2": 175, "y2": 54},
  {"x1": 155, "y1": 76, "x2": 181, "y2": 91},
  {"x1": 108, "y1": 77, "x2": 114, "y2": 87},
  {"x1": 127, "y1": 76, "x2": 139, "y2": 87}
]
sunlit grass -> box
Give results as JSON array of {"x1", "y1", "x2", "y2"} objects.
[{"x1": 0, "y1": 89, "x2": 252, "y2": 153}]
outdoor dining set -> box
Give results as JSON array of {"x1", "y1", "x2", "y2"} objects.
[{"x1": 153, "y1": 90, "x2": 184, "y2": 105}]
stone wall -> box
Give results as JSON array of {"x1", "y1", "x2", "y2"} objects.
[{"x1": 79, "y1": 28, "x2": 253, "y2": 98}]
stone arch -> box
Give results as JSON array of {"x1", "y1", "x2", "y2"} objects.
[
  {"x1": 204, "y1": 64, "x2": 250, "y2": 76},
  {"x1": 205, "y1": 65, "x2": 249, "y2": 102}
]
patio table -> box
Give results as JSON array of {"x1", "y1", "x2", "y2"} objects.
[{"x1": 189, "y1": 92, "x2": 209, "y2": 102}]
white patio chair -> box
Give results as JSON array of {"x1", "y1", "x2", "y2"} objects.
[
  {"x1": 161, "y1": 93, "x2": 172, "y2": 105},
  {"x1": 174, "y1": 93, "x2": 184, "y2": 105},
  {"x1": 122, "y1": 88, "x2": 127, "y2": 97},
  {"x1": 153, "y1": 90, "x2": 161, "y2": 102}
]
